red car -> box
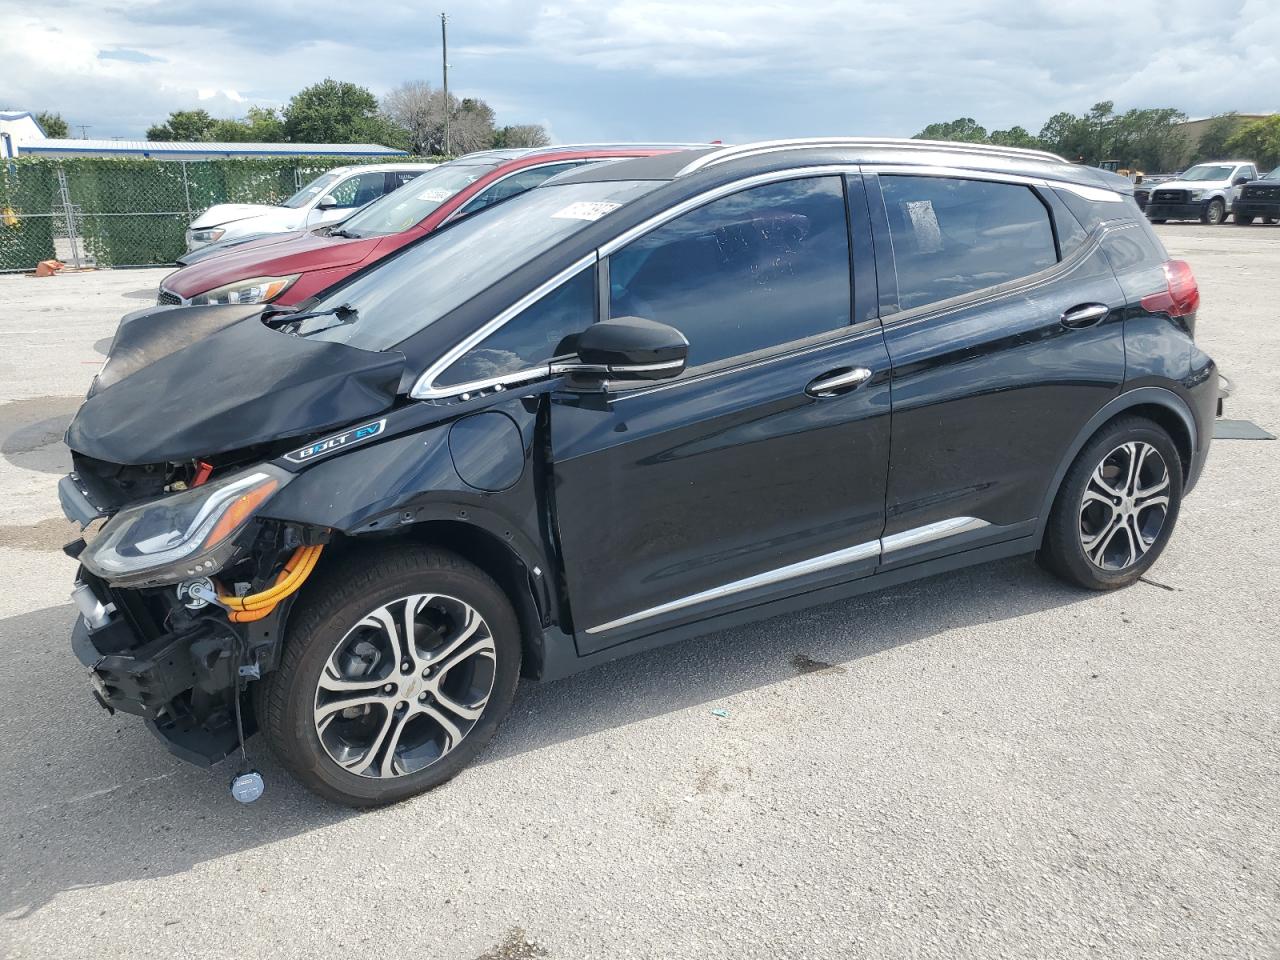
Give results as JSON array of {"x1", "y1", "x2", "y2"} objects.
[{"x1": 158, "y1": 145, "x2": 688, "y2": 308}]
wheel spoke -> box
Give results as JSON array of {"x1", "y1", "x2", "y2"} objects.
[
  {"x1": 1135, "y1": 473, "x2": 1169, "y2": 499},
  {"x1": 423, "y1": 607, "x2": 488, "y2": 669},
  {"x1": 420, "y1": 704, "x2": 464, "y2": 755},
  {"x1": 314, "y1": 692, "x2": 392, "y2": 730},
  {"x1": 377, "y1": 709, "x2": 413, "y2": 779},
  {"x1": 1121, "y1": 442, "x2": 1142, "y2": 495},
  {"x1": 336, "y1": 706, "x2": 396, "y2": 773},
  {"x1": 1086, "y1": 518, "x2": 1123, "y2": 565},
  {"x1": 1091, "y1": 461, "x2": 1125, "y2": 498},
  {"x1": 1136, "y1": 494, "x2": 1169, "y2": 512},
  {"x1": 433, "y1": 687, "x2": 489, "y2": 723}
]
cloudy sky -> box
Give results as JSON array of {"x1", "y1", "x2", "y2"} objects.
[{"x1": 2, "y1": 0, "x2": 1277, "y2": 143}]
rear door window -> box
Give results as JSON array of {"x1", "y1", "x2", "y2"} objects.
[
  {"x1": 879, "y1": 175, "x2": 1057, "y2": 311},
  {"x1": 607, "y1": 176, "x2": 852, "y2": 368}
]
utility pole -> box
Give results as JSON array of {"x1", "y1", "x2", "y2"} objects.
[{"x1": 440, "y1": 12, "x2": 450, "y2": 157}]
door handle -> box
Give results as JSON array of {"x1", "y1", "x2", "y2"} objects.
[
  {"x1": 1060, "y1": 303, "x2": 1110, "y2": 329},
  {"x1": 805, "y1": 367, "x2": 873, "y2": 398}
]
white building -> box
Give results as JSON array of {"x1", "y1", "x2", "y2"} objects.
[{"x1": 0, "y1": 111, "x2": 49, "y2": 158}]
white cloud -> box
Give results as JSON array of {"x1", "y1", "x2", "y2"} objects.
[{"x1": 0, "y1": 0, "x2": 1275, "y2": 141}]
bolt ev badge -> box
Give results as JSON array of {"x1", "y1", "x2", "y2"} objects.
[{"x1": 284, "y1": 419, "x2": 386, "y2": 464}]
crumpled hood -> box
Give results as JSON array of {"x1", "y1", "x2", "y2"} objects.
[
  {"x1": 67, "y1": 307, "x2": 404, "y2": 465},
  {"x1": 191, "y1": 203, "x2": 301, "y2": 231},
  {"x1": 164, "y1": 230, "x2": 381, "y2": 299}
]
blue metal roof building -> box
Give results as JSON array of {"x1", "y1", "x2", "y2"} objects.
[{"x1": 12, "y1": 138, "x2": 408, "y2": 159}]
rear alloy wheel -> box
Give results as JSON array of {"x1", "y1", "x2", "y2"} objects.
[
  {"x1": 1040, "y1": 417, "x2": 1183, "y2": 590},
  {"x1": 1077, "y1": 441, "x2": 1171, "y2": 572},
  {"x1": 257, "y1": 545, "x2": 520, "y2": 806},
  {"x1": 1202, "y1": 198, "x2": 1226, "y2": 225}
]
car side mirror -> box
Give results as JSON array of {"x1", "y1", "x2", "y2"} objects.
[
  {"x1": 558, "y1": 316, "x2": 688, "y2": 383},
  {"x1": 317, "y1": 194, "x2": 339, "y2": 210},
  {"x1": 1234, "y1": 176, "x2": 1250, "y2": 186}
]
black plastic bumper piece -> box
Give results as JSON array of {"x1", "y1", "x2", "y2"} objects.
[
  {"x1": 72, "y1": 611, "x2": 243, "y2": 766},
  {"x1": 1232, "y1": 201, "x2": 1280, "y2": 218},
  {"x1": 1146, "y1": 202, "x2": 1205, "y2": 220}
]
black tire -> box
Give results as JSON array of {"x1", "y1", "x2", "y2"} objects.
[
  {"x1": 255, "y1": 544, "x2": 521, "y2": 807},
  {"x1": 1149, "y1": 218, "x2": 1167, "y2": 224},
  {"x1": 1235, "y1": 213, "x2": 1255, "y2": 225},
  {"x1": 1264, "y1": 217, "x2": 1277, "y2": 225},
  {"x1": 1039, "y1": 416, "x2": 1184, "y2": 591},
  {"x1": 1201, "y1": 198, "x2": 1226, "y2": 225}
]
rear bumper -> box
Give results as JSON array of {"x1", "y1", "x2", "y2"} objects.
[{"x1": 1146, "y1": 201, "x2": 1206, "y2": 220}]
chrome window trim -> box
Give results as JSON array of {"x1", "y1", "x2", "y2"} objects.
[
  {"x1": 585, "y1": 516, "x2": 991, "y2": 635},
  {"x1": 414, "y1": 167, "x2": 862, "y2": 402},
  {"x1": 871, "y1": 164, "x2": 1123, "y2": 203},
  {"x1": 597, "y1": 165, "x2": 858, "y2": 257},
  {"x1": 674, "y1": 138, "x2": 1065, "y2": 177},
  {"x1": 409, "y1": 253, "x2": 596, "y2": 400}
]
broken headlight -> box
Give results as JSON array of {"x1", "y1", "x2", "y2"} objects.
[{"x1": 80, "y1": 465, "x2": 292, "y2": 588}]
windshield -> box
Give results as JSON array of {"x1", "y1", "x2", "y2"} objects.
[
  {"x1": 1265, "y1": 166, "x2": 1280, "y2": 181},
  {"x1": 307, "y1": 179, "x2": 660, "y2": 351},
  {"x1": 281, "y1": 172, "x2": 343, "y2": 209},
  {"x1": 338, "y1": 161, "x2": 499, "y2": 238},
  {"x1": 1180, "y1": 164, "x2": 1235, "y2": 182}
]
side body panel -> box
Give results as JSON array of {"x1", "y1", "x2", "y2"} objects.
[{"x1": 868, "y1": 174, "x2": 1128, "y2": 560}]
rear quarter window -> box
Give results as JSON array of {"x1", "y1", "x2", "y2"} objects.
[{"x1": 879, "y1": 175, "x2": 1057, "y2": 311}]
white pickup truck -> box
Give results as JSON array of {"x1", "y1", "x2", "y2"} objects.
[{"x1": 1144, "y1": 160, "x2": 1259, "y2": 225}]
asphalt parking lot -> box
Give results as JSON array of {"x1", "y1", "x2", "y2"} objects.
[{"x1": 0, "y1": 224, "x2": 1276, "y2": 960}]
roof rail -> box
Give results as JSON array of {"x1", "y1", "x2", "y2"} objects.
[{"x1": 675, "y1": 137, "x2": 1066, "y2": 177}]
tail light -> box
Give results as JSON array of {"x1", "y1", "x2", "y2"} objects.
[{"x1": 1141, "y1": 259, "x2": 1200, "y2": 319}]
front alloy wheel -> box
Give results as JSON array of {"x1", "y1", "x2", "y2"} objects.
[
  {"x1": 257, "y1": 545, "x2": 520, "y2": 807},
  {"x1": 314, "y1": 594, "x2": 497, "y2": 779}
]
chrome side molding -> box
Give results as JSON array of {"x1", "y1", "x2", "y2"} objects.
[{"x1": 587, "y1": 517, "x2": 991, "y2": 635}]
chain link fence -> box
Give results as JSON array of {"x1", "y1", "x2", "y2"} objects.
[{"x1": 0, "y1": 156, "x2": 437, "y2": 272}]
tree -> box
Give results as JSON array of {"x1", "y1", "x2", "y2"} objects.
[
  {"x1": 35, "y1": 111, "x2": 68, "y2": 138},
  {"x1": 1190, "y1": 113, "x2": 1240, "y2": 164},
  {"x1": 914, "y1": 117, "x2": 988, "y2": 143},
  {"x1": 987, "y1": 126, "x2": 1041, "y2": 149},
  {"x1": 492, "y1": 124, "x2": 551, "y2": 148},
  {"x1": 147, "y1": 109, "x2": 215, "y2": 141},
  {"x1": 284, "y1": 78, "x2": 407, "y2": 146},
  {"x1": 1226, "y1": 115, "x2": 1280, "y2": 170},
  {"x1": 383, "y1": 81, "x2": 500, "y2": 155}
]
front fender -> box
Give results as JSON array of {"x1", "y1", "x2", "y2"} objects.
[{"x1": 260, "y1": 404, "x2": 553, "y2": 596}]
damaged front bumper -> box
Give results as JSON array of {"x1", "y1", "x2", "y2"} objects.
[{"x1": 70, "y1": 571, "x2": 251, "y2": 766}]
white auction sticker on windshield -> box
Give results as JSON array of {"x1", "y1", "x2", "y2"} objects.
[
  {"x1": 552, "y1": 201, "x2": 621, "y2": 221},
  {"x1": 416, "y1": 188, "x2": 453, "y2": 202}
]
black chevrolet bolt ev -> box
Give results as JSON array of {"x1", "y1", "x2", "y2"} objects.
[{"x1": 61, "y1": 138, "x2": 1219, "y2": 806}]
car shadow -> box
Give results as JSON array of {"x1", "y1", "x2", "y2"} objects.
[{"x1": 0, "y1": 556, "x2": 1089, "y2": 920}]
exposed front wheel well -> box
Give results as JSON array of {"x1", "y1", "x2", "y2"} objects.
[{"x1": 311, "y1": 522, "x2": 550, "y2": 680}]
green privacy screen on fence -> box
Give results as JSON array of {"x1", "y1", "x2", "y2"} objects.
[{"x1": 0, "y1": 155, "x2": 443, "y2": 272}]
